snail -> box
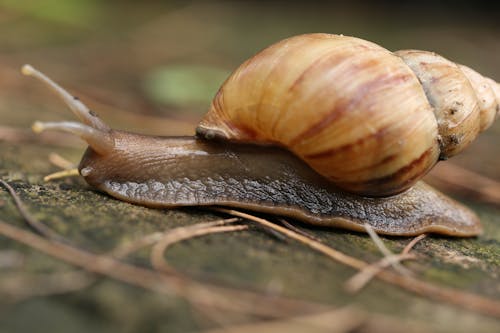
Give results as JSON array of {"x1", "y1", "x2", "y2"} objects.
[{"x1": 23, "y1": 33, "x2": 499, "y2": 237}]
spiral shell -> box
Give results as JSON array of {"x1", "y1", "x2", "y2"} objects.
[{"x1": 196, "y1": 33, "x2": 499, "y2": 196}]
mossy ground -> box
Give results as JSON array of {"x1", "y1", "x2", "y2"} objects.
[{"x1": 0, "y1": 141, "x2": 499, "y2": 332}]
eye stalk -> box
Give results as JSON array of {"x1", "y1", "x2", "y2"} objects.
[
  {"x1": 23, "y1": 64, "x2": 114, "y2": 155},
  {"x1": 32, "y1": 120, "x2": 114, "y2": 155}
]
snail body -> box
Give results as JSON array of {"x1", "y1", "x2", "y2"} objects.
[
  {"x1": 78, "y1": 135, "x2": 479, "y2": 236},
  {"x1": 23, "y1": 33, "x2": 499, "y2": 237}
]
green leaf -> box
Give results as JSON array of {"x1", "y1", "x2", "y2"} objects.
[
  {"x1": 143, "y1": 65, "x2": 230, "y2": 111},
  {"x1": 0, "y1": 0, "x2": 101, "y2": 27}
]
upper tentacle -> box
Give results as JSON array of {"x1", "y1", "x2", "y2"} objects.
[{"x1": 22, "y1": 65, "x2": 110, "y2": 132}]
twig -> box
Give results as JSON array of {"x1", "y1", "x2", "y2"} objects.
[
  {"x1": 279, "y1": 218, "x2": 323, "y2": 242},
  {"x1": 2, "y1": 179, "x2": 498, "y2": 317},
  {"x1": 344, "y1": 253, "x2": 416, "y2": 293},
  {"x1": 0, "y1": 219, "x2": 328, "y2": 318},
  {"x1": 0, "y1": 179, "x2": 69, "y2": 243},
  {"x1": 0, "y1": 184, "x2": 326, "y2": 317},
  {"x1": 426, "y1": 163, "x2": 500, "y2": 206},
  {"x1": 48, "y1": 152, "x2": 76, "y2": 170},
  {"x1": 345, "y1": 234, "x2": 427, "y2": 293},
  {"x1": 211, "y1": 208, "x2": 367, "y2": 269},
  {"x1": 402, "y1": 234, "x2": 427, "y2": 255},
  {"x1": 0, "y1": 219, "x2": 180, "y2": 292},
  {"x1": 151, "y1": 224, "x2": 248, "y2": 273},
  {"x1": 111, "y1": 218, "x2": 239, "y2": 258},
  {"x1": 43, "y1": 168, "x2": 80, "y2": 181},
  {"x1": 43, "y1": 153, "x2": 79, "y2": 181},
  {"x1": 202, "y1": 306, "x2": 366, "y2": 333},
  {"x1": 363, "y1": 223, "x2": 412, "y2": 276},
  {"x1": 212, "y1": 208, "x2": 500, "y2": 318},
  {"x1": 0, "y1": 270, "x2": 95, "y2": 302},
  {"x1": 111, "y1": 231, "x2": 163, "y2": 258},
  {"x1": 250, "y1": 220, "x2": 289, "y2": 241}
]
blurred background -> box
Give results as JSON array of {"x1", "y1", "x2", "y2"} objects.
[{"x1": 1, "y1": 0, "x2": 499, "y2": 178}]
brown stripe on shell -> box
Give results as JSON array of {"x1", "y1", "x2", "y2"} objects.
[
  {"x1": 288, "y1": 72, "x2": 413, "y2": 147},
  {"x1": 275, "y1": 52, "x2": 353, "y2": 139},
  {"x1": 253, "y1": 36, "x2": 327, "y2": 134},
  {"x1": 287, "y1": 46, "x2": 373, "y2": 93},
  {"x1": 226, "y1": 122, "x2": 260, "y2": 141},
  {"x1": 304, "y1": 125, "x2": 392, "y2": 160},
  {"x1": 211, "y1": 89, "x2": 224, "y2": 113},
  {"x1": 338, "y1": 147, "x2": 437, "y2": 196},
  {"x1": 317, "y1": 153, "x2": 399, "y2": 180}
]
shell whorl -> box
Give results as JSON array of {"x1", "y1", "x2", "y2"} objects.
[
  {"x1": 196, "y1": 33, "x2": 499, "y2": 196},
  {"x1": 395, "y1": 50, "x2": 499, "y2": 158}
]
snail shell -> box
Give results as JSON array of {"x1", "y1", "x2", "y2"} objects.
[{"x1": 197, "y1": 33, "x2": 500, "y2": 196}]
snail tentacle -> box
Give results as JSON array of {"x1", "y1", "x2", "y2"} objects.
[
  {"x1": 22, "y1": 64, "x2": 110, "y2": 132},
  {"x1": 32, "y1": 121, "x2": 114, "y2": 155}
]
